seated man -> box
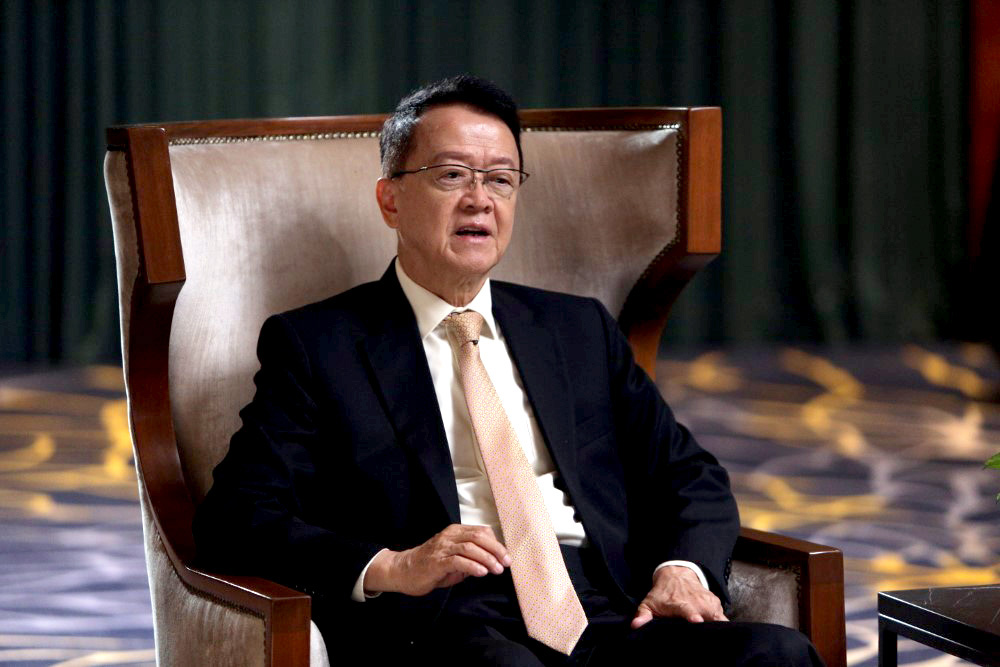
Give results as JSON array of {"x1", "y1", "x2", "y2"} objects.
[{"x1": 194, "y1": 75, "x2": 822, "y2": 666}]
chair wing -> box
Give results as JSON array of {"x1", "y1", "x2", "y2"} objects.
[{"x1": 104, "y1": 107, "x2": 844, "y2": 667}]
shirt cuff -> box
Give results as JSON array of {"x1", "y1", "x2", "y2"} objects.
[
  {"x1": 351, "y1": 548, "x2": 388, "y2": 602},
  {"x1": 654, "y1": 560, "x2": 709, "y2": 590}
]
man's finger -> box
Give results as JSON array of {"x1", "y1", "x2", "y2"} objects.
[
  {"x1": 708, "y1": 607, "x2": 729, "y2": 622},
  {"x1": 668, "y1": 599, "x2": 704, "y2": 623},
  {"x1": 431, "y1": 570, "x2": 469, "y2": 589},
  {"x1": 630, "y1": 605, "x2": 653, "y2": 629},
  {"x1": 449, "y1": 540, "x2": 506, "y2": 574},
  {"x1": 441, "y1": 553, "x2": 494, "y2": 579},
  {"x1": 456, "y1": 525, "x2": 511, "y2": 567}
]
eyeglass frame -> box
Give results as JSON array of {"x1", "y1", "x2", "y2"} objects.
[{"x1": 390, "y1": 163, "x2": 531, "y2": 198}]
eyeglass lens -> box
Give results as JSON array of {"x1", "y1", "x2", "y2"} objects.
[{"x1": 427, "y1": 165, "x2": 522, "y2": 197}]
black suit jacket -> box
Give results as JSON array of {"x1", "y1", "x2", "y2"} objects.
[{"x1": 194, "y1": 264, "x2": 739, "y2": 650}]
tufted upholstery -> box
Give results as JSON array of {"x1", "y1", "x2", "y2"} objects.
[{"x1": 105, "y1": 109, "x2": 845, "y2": 667}]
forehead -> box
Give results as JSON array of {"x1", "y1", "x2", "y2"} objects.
[{"x1": 409, "y1": 104, "x2": 517, "y2": 163}]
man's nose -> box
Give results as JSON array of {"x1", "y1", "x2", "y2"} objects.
[{"x1": 461, "y1": 174, "x2": 494, "y2": 209}]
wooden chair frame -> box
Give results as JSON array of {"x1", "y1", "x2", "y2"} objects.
[{"x1": 106, "y1": 108, "x2": 846, "y2": 667}]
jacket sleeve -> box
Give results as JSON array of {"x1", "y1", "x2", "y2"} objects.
[
  {"x1": 192, "y1": 314, "x2": 383, "y2": 601},
  {"x1": 597, "y1": 299, "x2": 739, "y2": 604}
]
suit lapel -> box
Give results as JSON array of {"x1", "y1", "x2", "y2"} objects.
[
  {"x1": 361, "y1": 267, "x2": 461, "y2": 524},
  {"x1": 491, "y1": 285, "x2": 578, "y2": 479},
  {"x1": 360, "y1": 273, "x2": 580, "y2": 528}
]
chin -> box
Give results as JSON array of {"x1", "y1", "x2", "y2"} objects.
[{"x1": 450, "y1": 252, "x2": 503, "y2": 278}]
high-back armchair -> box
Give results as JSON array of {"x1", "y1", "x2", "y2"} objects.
[{"x1": 104, "y1": 108, "x2": 846, "y2": 667}]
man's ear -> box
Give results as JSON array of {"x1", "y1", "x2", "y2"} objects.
[{"x1": 375, "y1": 177, "x2": 399, "y2": 229}]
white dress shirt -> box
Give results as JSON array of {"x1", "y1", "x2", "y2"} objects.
[{"x1": 351, "y1": 262, "x2": 707, "y2": 601}]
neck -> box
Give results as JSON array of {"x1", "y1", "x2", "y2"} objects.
[
  {"x1": 432, "y1": 280, "x2": 485, "y2": 308},
  {"x1": 397, "y1": 258, "x2": 486, "y2": 307}
]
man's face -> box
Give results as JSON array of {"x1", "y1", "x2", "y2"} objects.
[{"x1": 376, "y1": 104, "x2": 519, "y2": 305}]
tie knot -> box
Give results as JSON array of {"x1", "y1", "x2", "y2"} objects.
[{"x1": 446, "y1": 310, "x2": 484, "y2": 346}]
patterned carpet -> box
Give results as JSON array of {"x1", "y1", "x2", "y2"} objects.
[
  {"x1": 0, "y1": 366, "x2": 153, "y2": 666},
  {"x1": 0, "y1": 345, "x2": 998, "y2": 666}
]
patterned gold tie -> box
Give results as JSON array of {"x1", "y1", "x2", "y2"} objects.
[{"x1": 445, "y1": 310, "x2": 588, "y2": 655}]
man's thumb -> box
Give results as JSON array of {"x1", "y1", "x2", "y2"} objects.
[{"x1": 630, "y1": 605, "x2": 653, "y2": 629}]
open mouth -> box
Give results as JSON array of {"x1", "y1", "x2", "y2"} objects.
[{"x1": 456, "y1": 228, "x2": 489, "y2": 237}]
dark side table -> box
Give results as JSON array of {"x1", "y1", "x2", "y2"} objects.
[{"x1": 878, "y1": 586, "x2": 1000, "y2": 666}]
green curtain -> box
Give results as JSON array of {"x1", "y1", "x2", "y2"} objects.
[{"x1": 0, "y1": 0, "x2": 967, "y2": 363}]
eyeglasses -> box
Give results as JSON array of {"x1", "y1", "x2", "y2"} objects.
[{"x1": 391, "y1": 164, "x2": 530, "y2": 199}]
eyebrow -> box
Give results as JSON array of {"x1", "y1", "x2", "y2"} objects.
[{"x1": 427, "y1": 151, "x2": 518, "y2": 169}]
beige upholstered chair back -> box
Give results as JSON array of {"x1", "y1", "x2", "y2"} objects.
[
  {"x1": 109, "y1": 110, "x2": 718, "y2": 506},
  {"x1": 163, "y1": 135, "x2": 391, "y2": 503}
]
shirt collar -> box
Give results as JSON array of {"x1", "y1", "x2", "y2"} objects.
[{"x1": 394, "y1": 259, "x2": 498, "y2": 340}]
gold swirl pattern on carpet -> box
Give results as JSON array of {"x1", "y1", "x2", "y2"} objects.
[{"x1": 0, "y1": 346, "x2": 997, "y2": 666}]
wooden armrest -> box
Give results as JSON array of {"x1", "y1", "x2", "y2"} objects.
[
  {"x1": 734, "y1": 527, "x2": 846, "y2": 667},
  {"x1": 182, "y1": 567, "x2": 311, "y2": 667}
]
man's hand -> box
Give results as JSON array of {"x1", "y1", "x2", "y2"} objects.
[
  {"x1": 630, "y1": 565, "x2": 728, "y2": 628},
  {"x1": 363, "y1": 524, "x2": 511, "y2": 596}
]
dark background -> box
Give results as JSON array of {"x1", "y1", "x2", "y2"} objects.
[{"x1": 0, "y1": 0, "x2": 974, "y2": 364}]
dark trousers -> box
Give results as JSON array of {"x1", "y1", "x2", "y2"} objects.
[{"x1": 421, "y1": 546, "x2": 824, "y2": 667}]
